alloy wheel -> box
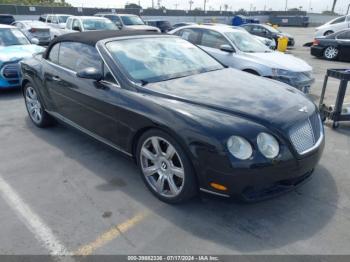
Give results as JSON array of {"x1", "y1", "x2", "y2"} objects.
[
  {"x1": 324, "y1": 46, "x2": 338, "y2": 60},
  {"x1": 25, "y1": 86, "x2": 43, "y2": 124},
  {"x1": 140, "y1": 136, "x2": 185, "y2": 198}
]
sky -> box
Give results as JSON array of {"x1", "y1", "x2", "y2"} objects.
[{"x1": 66, "y1": 0, "x2": 350, "y2": 14}]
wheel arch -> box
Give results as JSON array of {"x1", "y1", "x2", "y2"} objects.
[
  {"x1": 242, "y1": 68, "x2": 261, "y2": 76},
  {"x1": 130, "y1": 124, "x2": 201, "y2": 186}
]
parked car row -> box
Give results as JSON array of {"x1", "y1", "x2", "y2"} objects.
[
  {"x1": 19, "y1": 30, "x2": 324, "y2": 203},
  {"x1": 170, "y1": 25, "x2": 313, "y2": 93},
  {"x1": 0, "y1": 15, "x2": 313, "y2": 94}
]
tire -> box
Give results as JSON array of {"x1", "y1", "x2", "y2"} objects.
[
  {"x1": 323, "y1": 46, "x2": 339, "y2": 60},
  {"x1": 324, "y1": 30, "x2": 334, "y2": 36},
  {"x1": 24, "y1": 83, "x2": 54, "y2": 128},
  {"x1": 136, "y1": 129, "x2": 197, "y2": 204}
]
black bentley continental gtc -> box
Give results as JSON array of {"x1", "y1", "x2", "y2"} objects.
[{"x1": 20, "y1": 31, "x2": 324, "y2": 203}]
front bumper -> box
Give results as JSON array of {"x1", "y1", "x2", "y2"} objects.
[
  {"x1": 0, "y1": 78, "x2": 21, "y2": 89},
  {"x1": 200, "y1": 136, "x2": 325, "y2": 201},
  {"x1": 273, "y1": 73, "x2": 315, "y2": 93}
]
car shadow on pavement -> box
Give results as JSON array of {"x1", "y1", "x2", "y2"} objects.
[
  {"x1": 0, "y1": 89, "x2": 22, "y2": 101},
  {"x1": 26, "y1": 118, "x2": 339, "y2": 253}
]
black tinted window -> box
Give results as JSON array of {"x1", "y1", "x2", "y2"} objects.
[
  {"x1": 48, "y1": 43, "x2": 60, "y2": 63},
  {"x1": 331, "y1": 16, "x2": 346, "y2": 24},
  {"x1": 177, "y1": 28, "x2": 200, "y2": 44},
  {"x1": 337, "y1": 31, "x2": 350, "y2": 39},
  {"x1": 58, "y1": 42, "x2": 102, "y2": 72}
]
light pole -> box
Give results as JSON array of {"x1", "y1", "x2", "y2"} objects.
[
  {"x1": 285, "y1": 0, "x2": 288, "y2": 11},
  {"x1": 189, "y1": 0, "x2": 194, "y2": 11},
  {"x1": 204, "y1": 0, "x2": 208, "y2": 12}
]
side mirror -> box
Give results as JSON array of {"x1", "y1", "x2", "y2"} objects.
[
  {"x1": 31, "y1": 37, "x2": 39, "y2": 45},
  {"x1": 220, "y1": 44, "x2": 235, "y2": 53},
  {"x1": 115, "y1": 22, "x2": 122, "y2": 29},
  {"x1": 73, "y1": 26, "x2": 81, "y2": 32},
  {"x1": 77, "y1": 67, "x2": 102, "y2": 81}
]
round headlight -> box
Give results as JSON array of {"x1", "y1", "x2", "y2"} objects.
[
  {"x1": 227, "y1": 136, "x2": 253, "y2": 160},
  {"x1": 257, "y1": 132, "x2": 280, "y2": 159}
]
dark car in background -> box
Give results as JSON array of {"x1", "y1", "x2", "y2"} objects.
[
  {"x1": 311, "y1": 29, "x2": 350, "y2": 61},
  {"x1": 145, "y1": 20, "x2": 172, "y2": 33},
  {"x1": 241, "y1": 23, "x2": 295, "y2": 47},
  {"x1": 0, "y1": 14, "x2": 15, "y2": 25},
  {"x1": 20, "y1": 30, "x2": 324, "y2": 203},
  {"x1": 171, "y1": 22, "x2": 196, "y2": 30}
]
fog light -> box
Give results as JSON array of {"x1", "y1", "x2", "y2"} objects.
[{"x1": 210, "y1": 182, "x2": 227, "y2": 191}]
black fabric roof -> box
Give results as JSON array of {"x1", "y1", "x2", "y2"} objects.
[{"x1": 43, "y1": 30, "x2": 161, "y2": 59}]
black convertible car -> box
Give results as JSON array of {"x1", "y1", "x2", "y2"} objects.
[
  {"x1": 21, "y1": 30, "x2": 324, "y2": 203},
  {"x1": 311, "y1": 29, "x2": 350, "y2": 61}
]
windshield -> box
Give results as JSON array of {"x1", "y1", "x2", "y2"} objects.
[
  {"x1": 0, "y1": 29, "x2": 30, "y2": 46},
  {"x1": 225, "y1": 31, "x2": 270, "y2": 53},
  {"x1": 106, "y1": 37, "x2": 223, "y2": 83},
  {"x1": 58, "y1": 16, "x2": 70, "y2": 23},
  {"x1": 121, "y1": 15, "x2": 144, "y2": 25},
  {"x1": 263, "y1": 25, "x2": 280, "y2": 33},
  {"x1": 82, "y1": 19, "x2": 117, "y2": 30}
]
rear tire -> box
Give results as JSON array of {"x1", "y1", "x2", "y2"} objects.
[
  {"x1": 323, "y1": 46, "x2": 339, "y2": 60},
  {"x1": 24, "y1": 83, "x2": 54, "y2": 128},
  {"x1": 136, "y1": 129, "x2": 197, "y2": 204}
]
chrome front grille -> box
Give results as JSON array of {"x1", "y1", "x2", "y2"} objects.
[
  {"x1": 1, "y1": 63, "x2": 20, "y2": 79},
  {"x1": 289, "y1": 113, "x2": 323, "y2": 155}
]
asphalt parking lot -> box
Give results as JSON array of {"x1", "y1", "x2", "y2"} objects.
[{"x1": 0, "y1": 27, "x2": 350, "y2": 256}]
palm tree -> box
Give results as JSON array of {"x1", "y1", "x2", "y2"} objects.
[{"x1": 331, "y1": 0, "x2": 337, "y2": 13}]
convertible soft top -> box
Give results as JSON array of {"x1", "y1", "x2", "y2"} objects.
[{"x1": 44, "y1": 30, "x2": 161, "y2": 59}]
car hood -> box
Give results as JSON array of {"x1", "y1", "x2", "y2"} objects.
[
  {"x1": 124, "y1": 25, "x2": 159, "y2": 31},
  {"x1": 242, "y1": 51, "x2": 312, "y2": 72},
  {"x1": 145, "y1": 68, "x2": 315, "y2": 129},
  {"x1": 0, "y1": 45, "x2": 45, "y2": 64}
]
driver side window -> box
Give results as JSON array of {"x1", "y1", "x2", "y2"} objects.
[
  {"x1": 72, "y1": 19, "x2": 82, "y2": 31},
  {"x1": 200, "y1": 29, "x2": 230, "y2": 49}
]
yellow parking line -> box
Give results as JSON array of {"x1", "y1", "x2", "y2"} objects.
[{"x1": 74, "y1": 212, "x2": 148, "y2": 256}]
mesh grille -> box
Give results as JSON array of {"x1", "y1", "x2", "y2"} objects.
[
  {"x1": 2, "y1": 63, "x2": 19, "y2": 79},
  {"x1": 289, "y1": 113, "x2": 322, "y2": 154}
]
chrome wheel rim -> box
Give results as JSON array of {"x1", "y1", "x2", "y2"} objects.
[
  {"x1": 25, "y1": 86, "x2": 42, "y2": 124},
  {"x1": 324, "y1": 46, "x2": 338, "y2": 59},
  {"x1": 140, "y1": 136, "x2": 185, "y2": 198}
]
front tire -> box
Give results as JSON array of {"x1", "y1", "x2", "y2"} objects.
[
  {"x1": 323, "y1": 46, "x2": 339, "y2": 60},
  {"x1": 24, "y1": 83, "x2": 54, "y2": 128},
  {"x1": 136, "y1": 129, "x2": 197, "y2": 204}
]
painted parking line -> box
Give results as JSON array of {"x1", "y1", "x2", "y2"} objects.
[
  {"x1": 74, "y1": 212, "x2": 148, "y2": 256},
  {"x1": 0, "y1": 175, "x2": 70, "y2": 256}
]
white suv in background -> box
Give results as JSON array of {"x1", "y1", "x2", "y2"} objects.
[
  {"x1": 42, "y1": 14, "x2": 71, "y2": 29},
  {"x1": 65, "y1": 16, "x2": 117, "y2": 32},
  {"x1": 315, "y1": 15, "x2": 350, "y2": 37}
]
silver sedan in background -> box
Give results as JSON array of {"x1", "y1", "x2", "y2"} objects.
[
  {"x1": 170, "y1": 25, "x2": 314, "y2": 93},
  {"x1": 12, "y1": 20, "x2": 51, "y2": 46}
]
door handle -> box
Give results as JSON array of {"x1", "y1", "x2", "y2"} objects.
[{"x1": 52, "y1": 76, "x2": 61, "y2": 81}]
